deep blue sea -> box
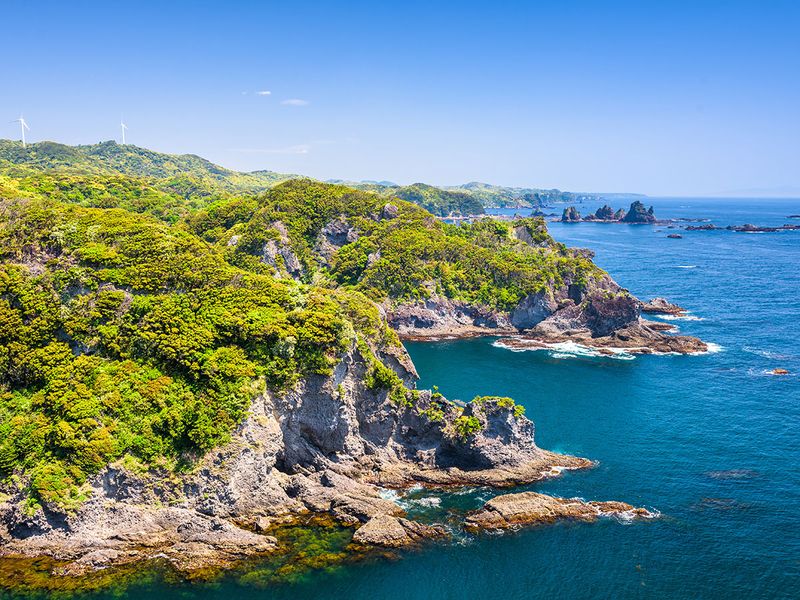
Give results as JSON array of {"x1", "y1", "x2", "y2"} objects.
[{"x1": 4, "y1": 198, "x2": 799, "y2": 599}]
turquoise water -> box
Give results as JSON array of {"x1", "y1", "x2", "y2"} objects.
[{"x1": 4, "y1": 198, "x2": 799, "y2": 599}]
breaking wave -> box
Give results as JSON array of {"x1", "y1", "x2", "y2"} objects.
[{"x1": 492, "y1": 339, "x2": 636, "y2": 361}]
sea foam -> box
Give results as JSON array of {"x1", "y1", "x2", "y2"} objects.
[{"x1": 492, "y1": 339, "x2": 636, "y2": 361}]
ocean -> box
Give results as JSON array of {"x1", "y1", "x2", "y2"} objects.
[{"x1": 4, "y1": 197, "x2": 799, "y2": 599}]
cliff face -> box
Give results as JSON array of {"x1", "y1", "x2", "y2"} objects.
[{"x1": 0, "y1": 342, "x2": 586, "y2": 575}]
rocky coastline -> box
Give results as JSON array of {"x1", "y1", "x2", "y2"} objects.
[
  {"x1": 0, "y1": 334, "x2": 619, "y2": 584},
  {"x1": 387, "y1": 273, "x2": 707, "y2": 355}
]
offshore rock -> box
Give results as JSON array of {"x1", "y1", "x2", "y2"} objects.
[
  {"x1": 642, "y1": 297, "x2": 686, "y2": 315},
  {"x1": 464, "y1": 491, "x2": 655, "y2": 531}
]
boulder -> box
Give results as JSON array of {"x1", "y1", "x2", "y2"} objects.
[
  {"x1": 642, "y1": 297, "x2": 685, "y2": 315},
  {"x1": 381, "y1": 203, "x2": 399, "y2": 220}
]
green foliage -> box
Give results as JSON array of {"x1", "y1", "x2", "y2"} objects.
[
  {"x1": 391, "y1": 183, "x2": 484, "y2": 217},
  {"x1": 0, "y1": 196, "x2": 378, "y2": 507},
  {"x1": 454, "y1": 415, "x2": 482, "y2": 439},
  {"x1": 469, "y1": 395, "x2": 525, "y2": 418}
]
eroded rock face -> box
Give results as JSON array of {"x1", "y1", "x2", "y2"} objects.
[
  {"x1": 561, "y1": 206, "x2": 581, "y2": 222},
  {"x1": 464, "y1": 491, "x2": 655, "y2": 531},
  {"x1": 510, "y1": 291, "x2": 557, "y2": 330},
  {"x1": 315, "y1": 217, "x2": 360, "y2": 265},
  {"x1": 261, "y1": 221, "x2": 304, "y2": 278},
  {"x1": 386, "y1": 294, "x2": 514, "y2": 339}
]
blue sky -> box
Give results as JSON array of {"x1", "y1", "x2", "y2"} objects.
[{"x1": 3, "y1": 0, "x2": 798, "y2": 196}]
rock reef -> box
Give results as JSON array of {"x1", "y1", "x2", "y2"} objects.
[
  {"x1": 561, "y1": 201, "x2": 657, "y2": 224},
  {"x1": 464, "y1": 491, "x2": 655, "y2": 531}
]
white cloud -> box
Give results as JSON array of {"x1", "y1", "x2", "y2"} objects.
[
  {"x1": 281, "y1": 98, "x2": 310, "y2": 106},
  {"x1": 256, "y1": 90, "x2": 272, "y2": 96}
]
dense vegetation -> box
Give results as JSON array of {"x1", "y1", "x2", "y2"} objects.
[
  {"x1": 0, "y1": 141, "x2": 602, "y2": 509},
  {"x1": 187, "y1": 179, "x2": 601, "y2": 310},
  {"x1": 0, "y1": 195, "x2": 396, "y2": 508},
  {"x1": 330, "y1": 179, "x2": 608, "y2": 214}
]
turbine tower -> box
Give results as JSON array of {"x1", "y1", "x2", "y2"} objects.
[
  {"x1": 120, "y1": 120, "x2": 128, "y2": 145},
  {"x1": 14, "y1": 116, "x2": 30, "y2": 148}
]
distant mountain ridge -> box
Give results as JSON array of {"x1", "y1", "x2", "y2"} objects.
[
  {"x1": 0, "y1": 139, "x2": 296, "y2": 191},
  {"x1": 0, "y1": 139, "x2": 643, "y2": 217}
]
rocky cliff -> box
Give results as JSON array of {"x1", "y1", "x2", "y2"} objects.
[
  {"x1": 0, "y1": 339, "x2": 589, "y2": 576},
  {"x1": 386, "y1": 269, "x2": 707, "y2": 354}
]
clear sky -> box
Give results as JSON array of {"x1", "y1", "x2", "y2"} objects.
[{"x1": 3, "y1": 0, "x2": 798, "y2": 196}]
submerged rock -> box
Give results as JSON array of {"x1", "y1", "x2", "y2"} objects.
[{"x1": 464, "y1": 491, "x2": 654, "y2": 531}]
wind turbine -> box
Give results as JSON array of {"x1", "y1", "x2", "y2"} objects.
[
  {"x1": 120, "y1": 120, "x2": 128, "y2": 145},
  {"x1": 13, "y1": 115, "x2": 30, "y2": 148}
]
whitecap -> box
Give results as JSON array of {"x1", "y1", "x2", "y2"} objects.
[
  {"x1": 492, "y1": 339, "x2": 636, "y2": 361},
  {"x1": 675, "y1": 265, "x2": 698, "y2": 269},
  {"x1": 742, "y1": 346, "x2": 792, "y2": 360},
  {"x1": 652, "y1": 313, "x2": 705, "y2": 322},
  {"x1": 685, "y1": 342, "x2": 724, "y2": 356},
  {"x1": 410, "y1": 497, "x2": 442, "y2": 508},
  {"x1": 378, "y1": 488, "x2": 400, "y2": 501}
]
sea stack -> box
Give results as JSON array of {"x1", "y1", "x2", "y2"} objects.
[
  {"x1": 621, "y1": 200, "x2": 656, "y2": 223},
  {"x1": 561, "y1": 206, "x2": 581, "y2": 222}
]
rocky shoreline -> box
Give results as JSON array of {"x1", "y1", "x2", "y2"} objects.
[
  {"x1": 388, "y1": 280, "x2": 708, "y2": 355},
  {"x1": 0, "y1": 334, "x2": 629, "y2": 585}
]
